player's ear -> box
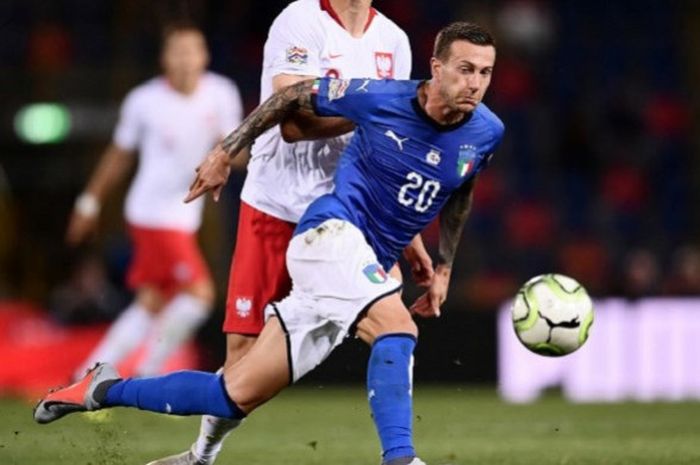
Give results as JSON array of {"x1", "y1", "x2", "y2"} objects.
[{"x1": 430, "y1": 57, "x2": 442, "y2": 80}]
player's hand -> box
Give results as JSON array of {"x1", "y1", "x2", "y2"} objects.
[
  {"x1": 409, "y1": 265, "x2": 450, "y2": 318},
  {"x1": 185, "y1": 144, "x2": 231, "y2": 203},
  {"x1": 403, "y1": 236, "x2": 434, "y2": 287},
  {"x1": 65, "y1": 211, "x2": 98, "y2": 246},
  {"x1": 66, "y1": 193, "x2": 101, "y2": 246}
]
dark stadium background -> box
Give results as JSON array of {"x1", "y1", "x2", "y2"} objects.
[{"x1": 0, "y1": 0, "x2": 698, "y2": 385}]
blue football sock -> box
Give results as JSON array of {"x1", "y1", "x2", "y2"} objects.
[
  {"x1": 368, "y1": 333, "x2": 417, "y2": 462},
  {"x1": 103, "y1": 371, "x2": 245, "y2": 419}
]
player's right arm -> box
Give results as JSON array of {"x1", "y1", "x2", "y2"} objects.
[
  {"x1": 66, "y1": 144, "x2": 135, "y2": 246},
  {"x1": 276, "y1": 74, "x2": 354, "y2": 142},
  {"x1": 187, "y1": 76, "x2": 385, "y2": 201},
  {"x1": 186, "y1": 79, "x2": 319, "y2": 202},
  {"x1": 67, "y1": 87, "x2": 142, "y2": 246}
]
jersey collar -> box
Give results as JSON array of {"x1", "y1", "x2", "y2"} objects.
[
  {"x1": 411, "y1": 81, "x2": 473, "y2": 132},
  {"x1": 320, "y1": 0, "x2": 377, "y2": 33}
]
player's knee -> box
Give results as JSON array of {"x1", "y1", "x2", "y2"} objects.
[
  {"x1": 358, "y1": 300, "x2": 418, "y2": 344},
  {"x1": 389, "y1": 313, "x2": 418, "y2": 338},
  {"x1": 136, "y1": 287, "x2": 166, "y2": 313},
  {"x1": 374, "y1": 308, "x2": 417, "y2": 336},
  {"x1": 223, "y1": 370, "x2": 271, "y2": 414},
  {"x1": 184, "y1": 279, "x2": 216, "y2": 307}
]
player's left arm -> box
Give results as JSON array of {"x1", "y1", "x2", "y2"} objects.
[
  {"x1": 410, "y1": 178, "x2": 475, "y2": 317},
  {"x1": 186, "y1": 79, "x2": 319, "y2": 202}
]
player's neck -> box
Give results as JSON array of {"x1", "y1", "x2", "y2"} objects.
[
  {"x1": 165, "y1": 74, "x2": 201, "y2": 95},
  {"x1": 329, "y1": 0, "x2": 371, "y2": 38},
  {"x1": 420, "y1": 81, "x2": 467, "y2": 126}
]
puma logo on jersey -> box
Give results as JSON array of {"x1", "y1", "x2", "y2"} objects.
[
  {"x1": 384, "y1": 130, "x2": 408, "y2": 151},
  {"x1": 356, "y1": 79, "x2": 371, "y2": 93}
]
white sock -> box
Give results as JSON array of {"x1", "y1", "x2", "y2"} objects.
[
  {"x1": 191, "y1": 368, "x2": 242, "y2": 462},
  {"x1": 137, "y1": 293, "x2": 210, "y2": 376},
  {"x1": 74, "y1": 302, "x2": 153, "y2": 378},
  {"x1": 192, "y1": 415, "x2": 242, "y2": 462}
]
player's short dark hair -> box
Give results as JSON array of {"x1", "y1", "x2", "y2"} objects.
[
  {"x1": 161, "y1": 20, "x2": 203, "y2": 46},
  {"x1": 433, "y1": 22, "x2": 496, "y2": 61}
]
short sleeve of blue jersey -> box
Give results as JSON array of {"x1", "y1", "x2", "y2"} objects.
[
  {"x1": 477, "y1": 109, "x2": 506, "y2": 172},
  {"x1": 311, "y1": 78, "x2": 392, "y2": 123}
]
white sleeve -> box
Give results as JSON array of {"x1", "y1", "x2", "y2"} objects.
[
  {"x1": 218, "y1": 79, "x2": 244, "y2": 136},
  {"x1": 265, "y1": 6, "x2": 323, "y2": 77},
  {"x1": 112, "y1": 90, "x2": 142, "y2": 151},
  {"x1": 393, "y1": 30, "x2": 413, "y2": 79}
]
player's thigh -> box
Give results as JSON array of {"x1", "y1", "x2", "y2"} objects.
[
  {"x1": 356, "y1": 292, "x2": 417, "y2": 344},
  {"x1": 128, "y1": 225, "x2": 212, "y2": 301},
  {"x1": 224, "y1": 333, "x2": 258, "y2": 369},
  {"x1": 223, "y1": 317, "x2": 289, "y2": 413},
  {"x1": 181, "y1": 278, "x2": 215, "y2": 306},
  {"x1": 389, "y1": 262, "x2": 402, "y2": 282}
]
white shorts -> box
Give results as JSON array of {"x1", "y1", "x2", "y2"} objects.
[{"x1": 264, "y1": 220, "x2": 401, "y2": 382}]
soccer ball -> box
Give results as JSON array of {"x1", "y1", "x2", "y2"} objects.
[{"x1": 511, "y1": 274, "x2": 594, "y2": 356}]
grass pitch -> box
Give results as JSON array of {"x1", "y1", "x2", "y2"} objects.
[{"x1": 2, "y1": 385, "x2": 699, "y2": 465}]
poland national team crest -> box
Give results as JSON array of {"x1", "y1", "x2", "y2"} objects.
[
  {"x1": 235, "y1": 297, "x2": 252, "y2": 318},
  {"x1": 457, "y1": 144, "x2": 478, "y2": 177},
  {"x1": 375, "y1": 52, "x2": 394, "y2": 78}
]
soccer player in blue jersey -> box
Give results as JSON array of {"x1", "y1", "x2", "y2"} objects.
[{"x1": 35, "y1": 22, "x2": 504, "y2": 465}]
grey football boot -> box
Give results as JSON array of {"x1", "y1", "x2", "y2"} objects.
[{"x1": 33, "y1": 362, "x2": 120, "y2": 424}]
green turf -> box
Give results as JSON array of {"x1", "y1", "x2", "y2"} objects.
[{"x1": 2, "y1": 386, "x2": 700, "y2": 464}]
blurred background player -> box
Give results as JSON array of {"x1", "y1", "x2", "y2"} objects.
[
  {"x1": 68, "y1": 22, "x2": 243, "y2": 379},
  {"x1": 148, "y1": 1, "x2": 418, "y2": 464}
]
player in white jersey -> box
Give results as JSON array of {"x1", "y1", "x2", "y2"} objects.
[
  {"x1": 240, "y1": 0, "x2": 413, "y2": 223},
  {"x1": 67, "y1": 23, "x2": 242, "y2": 379},
  {"x1": 147, "y1": 2, "x2": 430, "y2": 464}
]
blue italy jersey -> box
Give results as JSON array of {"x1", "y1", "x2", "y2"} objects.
[{"x1": 296, "y1": 77, "x2": 505, "y2": 270}]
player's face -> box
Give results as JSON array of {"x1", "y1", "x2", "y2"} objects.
[
  {"x1": 161, "y1": 30, "x2": 209, "y2": 80},
  {"x1": 432, "y1": 40, "x2": 495, "y2": 113}
]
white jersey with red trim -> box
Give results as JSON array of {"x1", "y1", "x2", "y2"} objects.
[
  {"x1": 240, "y1": 0, "x2": 412, "y2": 223},
  {"x1": 114, "y1": 72, "x2": 243, "y2": 231}
]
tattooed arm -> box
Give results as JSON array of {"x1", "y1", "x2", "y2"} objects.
[
  {"x1": 409, "y1": 178, "x2": 475, "y2": 318},
  {"x1": 220, "y1": 78, "x2": 317, "y2": 158},
  {"x1": 437, "y1": 178, "x2": 475, "y2": 269},
  {"x1": 185, "y1": 79, "x2": 317, "y2": 202}
]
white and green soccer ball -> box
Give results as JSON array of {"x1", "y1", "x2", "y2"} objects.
[{"x1": 511, "y1": 274, "x2": 594, "y2": 356}]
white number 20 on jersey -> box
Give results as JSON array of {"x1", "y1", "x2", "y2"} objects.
[{"x1": 397, "y1": 172, "x2": 441, "y2": 213}]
